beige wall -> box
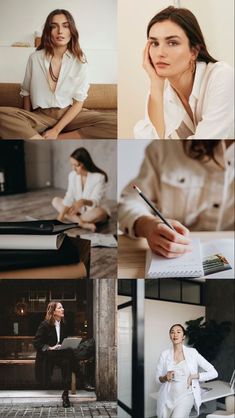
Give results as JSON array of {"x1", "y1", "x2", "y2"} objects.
[{"x1": 118, "y1": 0, "x2": 234, "y2": 138}]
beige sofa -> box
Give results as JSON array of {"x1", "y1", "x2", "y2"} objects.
[{"x1": 0, "y1": 83, "x2": 117, "y2": 138}]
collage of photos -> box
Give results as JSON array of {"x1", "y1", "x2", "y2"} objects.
[{"x1": 0, "y1": 0, "x2": 234, "y2": 418}]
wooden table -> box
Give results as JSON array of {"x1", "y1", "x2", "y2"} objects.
[{"x1": 118, "y1": 231, "x2": 234, "y2": 279}]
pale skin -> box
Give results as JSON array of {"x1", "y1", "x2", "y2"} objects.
[
  {"x1": 55, "y1": 157, "x2": 107, "y2": 232},
  {"x1": 143, "y1": 20, "x2": 198, "y2": 139},
  {"x1": 134, "y1": 140, "x2": 234, "y2": 258},
  {"x1": 23, "y1": 14, "x2": 84, "y2": 140},
  {"x1": 159, "y1": 325, "x2": 198, "y2": 387},
  {"x1": 48, "y1": 302, "x2": 64, "y2": 351}
]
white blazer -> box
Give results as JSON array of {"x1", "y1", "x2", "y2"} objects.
[
  {"x1": 63, "y1": 171, "x2": 109, "y2": 214},
  {"x1": 155, "y1": 345, "x2": 218, "y2": 417}
]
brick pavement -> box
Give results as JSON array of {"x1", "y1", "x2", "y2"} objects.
[{"x1": 0, "y1": 402, "x2": 117, "y2": 417}]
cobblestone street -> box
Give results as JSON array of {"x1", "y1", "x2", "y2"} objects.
[{"x1": 0, "y1": 402, "x2": 117, "y2": 417}]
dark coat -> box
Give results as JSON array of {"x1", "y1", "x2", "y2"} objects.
[{"x1": 33, "y1": 320, "x2": 67, "y2": 386}]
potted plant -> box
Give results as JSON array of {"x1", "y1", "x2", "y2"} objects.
[{"x1": 185, "y1": 317, "x2": 231, "y2": 362}]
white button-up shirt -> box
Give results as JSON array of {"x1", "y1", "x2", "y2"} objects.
[
  {"x1": 119, "y1": 141, "x2": 234, "y2": 237},
  {"x1": 54, "y1": 320, "x2": 60, "y2": 344},
  {"x1": 20, "y1": 50, "x2": 89, "y2": 109},
  {"x1": 134, "y1": 61, "x2": 234, "y2": 139},
  {"x1": 63, "y1": 171, "x2": 110, "y2": 215}
]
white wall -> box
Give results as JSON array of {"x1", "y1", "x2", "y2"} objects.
[
  {"x1": 145, "y1": 299, "x2": 205, "y2": 418},
  {"x1": 118, "y1": 140, "x2": 151, "y2": 197},
  {"x1": 118, "y1": 0, "x2": 234, "y2": 138},
  {"x1": 0, "y1": 0, "x2": 117, "y2": 83}
]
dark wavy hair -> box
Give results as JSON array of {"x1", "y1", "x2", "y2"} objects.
[
  {"x1": 183, "y1": 140, "x2": 221, "y2": 165},
  {"x1": 169, "y1": 323, "x2": 186, "y2": 336},
  {"x1": 45, "y1": 301, "x2": 64, "y2": 326},
  {"x1": 37, "y1": 9, "x2": 85, "y2": 62},
  {"x1": 147, "y1": 6, "x2": 217, "y2": 64},
  {"x1": 71, "y1": 147, "x2": 108, "y2": 182}
]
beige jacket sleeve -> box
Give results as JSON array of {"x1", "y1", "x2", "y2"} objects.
[{"x1": 119, "y1": 143, "x2": 161, "y2": 238}]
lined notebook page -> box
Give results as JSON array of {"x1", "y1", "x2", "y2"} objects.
[{"x1": 145, "y1": 238, "x2": 203, "y2": 278}]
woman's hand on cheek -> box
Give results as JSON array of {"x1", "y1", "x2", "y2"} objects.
[
  {"x1": 145, "y1": 218, "x2": 192, "y2": 258},
  {"x1": 143, "y1": 41, "x2": 165, "y2": 88}
]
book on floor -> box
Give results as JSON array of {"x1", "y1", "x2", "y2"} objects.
[
  {"x1": 0, "y1": 233, "x2": 65, "y2": 250},
  {"x1": 0, "y1": 220, "x2": 79, "y2": 235}
]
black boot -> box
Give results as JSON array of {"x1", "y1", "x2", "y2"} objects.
[{"x1": 62, "y1": 390, "x2": 70, "y2": 408}]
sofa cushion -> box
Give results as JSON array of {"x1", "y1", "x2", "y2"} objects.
[{"x1": 0, "y1": 83, "x2": 117, "y2": 110}]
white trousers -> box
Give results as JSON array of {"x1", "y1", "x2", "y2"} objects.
[{"x1": 165, "y1": 394, "x2": 194, "y2": 418}]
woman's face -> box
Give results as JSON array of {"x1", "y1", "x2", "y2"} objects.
[
  {"x1": 170, "y1": 325, "x2": 185, "y2": 344},
  {"x1": 53, "y1": 303, "x2": 64, "y2": 320},
  {"x1": 50, "y1": 14, "x2": 71, "y2": 48},
  {"x1": 148, "y1": 20, "x2": 196, "y2": 79},
  {"x1": 70, "y1": 157, "x2": 84, "y2": 175}
]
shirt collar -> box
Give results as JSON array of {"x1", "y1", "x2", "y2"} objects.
[{"x1": 55, "y1": 320, "x2": 61, "y2": 326}]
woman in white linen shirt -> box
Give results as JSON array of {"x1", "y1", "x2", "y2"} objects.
[
  {"x1": 134, "y1": 6, "x2": 234, "y2": 140},
  {"x1": 0, "y1": 9, "x2": 116, "y2": 139},
  {"x1": 119, "y1": 140, "x2": 234, "y2": 258},
  {"x1": 52, "y1": 147, "x2": 109, "y2": 232},
  {"x1": 155, "y1": 324, "x2": 218, "y2": 418}
]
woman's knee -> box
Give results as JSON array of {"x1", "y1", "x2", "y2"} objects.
[{"x1": 52, "y1": 196, "x2": 62, "y2": 211}]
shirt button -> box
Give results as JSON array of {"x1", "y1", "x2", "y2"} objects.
[
  {"x1": 125, "y1": 227, "x2": 129, "y2": 234},
  {"x1": 213, "y1": 203, "x2": 220, "y2": 208},
  {"x1": 179, "y1": 178, "x2": 185, "y2": 183},
  {"x1": 227, "y1": 161, "x2": 231, "y2": 165}
]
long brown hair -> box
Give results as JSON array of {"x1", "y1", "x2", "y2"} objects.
[
  {"x1": 147, "y1": 6, "x2": 217, "y2": 64},
  {"x1": 37, "y1": 9, "x2": 85, "y2": 62},
  {"x1": 71, "y1": 147, "x2": 108, "y2": 182},
  {"x1": 183, "y1": 140, "x2": 221, "y2": 164},
  {"x1": 45, "y1": 301, "x2": 63, "y2": 326}
]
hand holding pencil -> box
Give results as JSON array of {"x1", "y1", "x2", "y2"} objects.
[{"x1": 133, "y1": 185, "x2": 192, "y2": 258}]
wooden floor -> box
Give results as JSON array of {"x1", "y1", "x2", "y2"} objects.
[{"x1": 0, "y1": 188, "x2": 117, "y2": 279}]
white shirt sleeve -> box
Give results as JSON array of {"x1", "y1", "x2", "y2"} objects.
[
  {"x1": 196, "y1": 351, "x2": 218, "y2": 382},
  {"x1": 87, "y1": 174, "x2": 106, "y2": 208},
  {"x1": 186, "y1": 65, "x2": 234, "y2": 139},
  {"x1": 73, "y1": 61, "x2": 90, "y2": 103},
  {"x1": 20, "y1": 54, "x2": 33, "y2": 97},
  {"x1": 63, "y1": 172, "x2": 76, "y2": 207},
  {"x1": 155, "y1": 352, "x2": 166, "y2": 384}
]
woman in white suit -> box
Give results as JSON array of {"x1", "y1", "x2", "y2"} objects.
[
  {"x1": 155, "y1": 324, "x2": 218, "y2": 418},
  {"x1": 52, "y1": 147, "x2": 109, "y2": 231}
]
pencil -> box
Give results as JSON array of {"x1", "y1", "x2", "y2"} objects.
[{"x1": 133, "y1": 184, "x2": 175, "y2": 231}]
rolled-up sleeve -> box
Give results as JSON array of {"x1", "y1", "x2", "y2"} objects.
[
  {"x1": 73, "y1": 62, "x2": 90, "y2": 102},
  {"x1": 118, "y1": 142, "x2": 161, "y2": 238},
  {"x1": 20, "y1": 54, "x2": 33, "y2": 97}
]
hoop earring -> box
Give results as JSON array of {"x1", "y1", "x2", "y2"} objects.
[{"x1": 190, "y1": 59, "x2": 196, "y2": 74}]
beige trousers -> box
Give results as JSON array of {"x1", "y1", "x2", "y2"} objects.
[{"x1": 0, "y1": 106, "x2": 117, "y2": 139}]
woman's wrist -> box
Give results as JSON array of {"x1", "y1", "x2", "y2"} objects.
[{"x1": 134, "y1": 215, "x2": 158, "y2": 238}]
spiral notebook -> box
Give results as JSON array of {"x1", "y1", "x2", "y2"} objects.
[{"x1": 145, "y1": 238, "x2": 204, "y2": 278}]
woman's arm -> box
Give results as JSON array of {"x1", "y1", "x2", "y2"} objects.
[
  {"x1": 23, "y1": 96, "x2": 32, "y2": 111},
  {"x1": 143, "y1": 42, "x2": 166, "y2": 139},
  {"x1": 42, "y1": 100, "x2": 84, "y2": 139},
  {"x1": 34, "y1": 321, "x2": 49, "y2": 351},
  {"x1": 196, "y1": 352, "x2": 218, "y2": 382}
]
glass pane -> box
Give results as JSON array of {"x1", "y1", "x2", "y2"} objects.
[
  {"x1": 118, "y1": 280, "x2": 132, "y2": 297},
  {"x1": 118, "y1": 295, "x2": 132, "y2": 305},
  {"x1": 118, "y1": 306, "x2": 132, "y2": 409},
  {"x1": 160, "y1": 279, "x2": 181, "y2": 301},
  {"x1": 182, "y1": 282, "x2": 200, "y2": 304},
  {"x1": 145, "y1": 280, "x2": 159, "y2": 299},
  {"x1": 117, "y1": 407, "x2": 132, "y2": 417}
]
